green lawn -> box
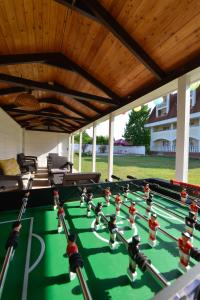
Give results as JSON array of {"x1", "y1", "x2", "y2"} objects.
[{"x1": 73, "y1": 154, "x2": 200, "y2": 184}]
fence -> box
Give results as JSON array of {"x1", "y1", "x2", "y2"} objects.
[{"x1": 74, "y1": 144, "x2": 145, "y2": 155}]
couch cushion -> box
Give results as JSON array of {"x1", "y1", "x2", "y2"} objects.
[{"x1": 0, "y1": 158, "x2": 21, "y2": 175}]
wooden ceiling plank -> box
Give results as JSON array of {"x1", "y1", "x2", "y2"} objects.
[
  {"x1": 7, "y1": 107, "x2": 85, "y2": 122},
  {"x1": 82, "y1": 0, "x2": 165, "y2": 80},
  {"x1": 55, "y1": 0, "x2": 98, "y2": 23},
  {"x1": 0, "y1": 52, "x2": 120, "y2": 102},
  {"x1": 0, "y1": 72, "x2": 116, "y2": 104},
  {"x1": 39, "y1": 97, "x2": 90, "y2": 120},
  {"x1": 47, "y1": 53, "x2": 121, "y2": 102}
]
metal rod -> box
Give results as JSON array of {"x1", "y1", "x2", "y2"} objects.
[
  {"x1": 54, "y1": 192, "x2": 92, "y2": 300},
  {"x1": 128, "y1": 181, "x2": 190, "y2": 209},
  {"x1": 76, "y1": 268, "x2": 92, "y2": 300},
  {"x1": 127, "y1": 186, "x2": 186, "y2": 220},
  {"x1": 93, "y1": 186, "x2": 169, "y2": 287},
  {"x1": 108, "y1": 180, "x2": 178, "y2": 242},
  {"x1": 0, "y1": 178, "x2": 33, "y2": 299}
]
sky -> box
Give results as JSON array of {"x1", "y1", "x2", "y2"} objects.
[{"x1": 86, "y1": 99, "x2": 160, "y2": 139}]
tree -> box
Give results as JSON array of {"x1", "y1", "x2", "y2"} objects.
[
  {"x1": 123, "y1": 105, "x2": 150, "y2": 151},
  {"x1": 96, "y1": 135, "x2": 109, "y2": 145},
  {"x1": 74, "y1": 131, "x2": 92, "y2": 144}
]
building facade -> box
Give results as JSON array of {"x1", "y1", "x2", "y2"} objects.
[{"x1": 145, "y1": 86, "x2": 200, "y2": 157}]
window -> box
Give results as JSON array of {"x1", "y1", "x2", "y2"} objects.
[{"x1": 156, "y1": 95, "x2": 169, "y2": 117}]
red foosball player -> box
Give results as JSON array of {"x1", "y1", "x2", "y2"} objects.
[
  {"x1": 53, "y1": 189, "x2": 59, "y2": 210},
  {"x1": 57, "y1": 204, "x2": 65, "y2": 233},
  {"x1": 115, "y1": 193, "x2": 122, "y2": 216},
  {"x1": 180, "y1": 188, "x2": 188, "y2": 206},
  {"x1": 94, "y1": 202, "x2": 103, "y2": 230},
  {"x1": 144, "y1": 183, "x2": 150, "y2": 200},
  {"x1": 178, "y1": 231, "x2": 192, "y2": 271},
  {"x1": 66, "y1": 233, "x2": 83, "y2": 281},
  {"x1": 148, "y1": 213, "x2": 159, "y2": 247},
  {"x1": 105, "y1": 187, "x2": 111, "y2": 206},
  {"x1": 145, "y1": 194, "x2": 153, "y2": 218},
  {"x1": 129, "y1": 202, "x2": 136, "y2": 228},
  {"x1": 5, "y1": 221, "x2": 22, "y2": 260},
  {"x1": 190, "y1": 199, "x2": 199, "y2": 220}
]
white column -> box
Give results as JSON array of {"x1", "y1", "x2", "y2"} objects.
[
  {"x1": 92, "y1": 123, "x2": 97, "y2": 172},
  {"x1": 108, "y1": 114, "x2": 114, "y2": 181},
  {"x1": 175, "y1": 75, "x2": 190, "y2": 182},
  {"x1": 71, "y1": 135, "x2": 74, "y2": 164},
  {"x1": 68, "y1": 135, "x2": 71, "y2": 162},
  {"x1": 22, "y1": 128, "x2": 25, "y2": 153},
  {"x1": 169, "y1": 140, "x2": 173, "y2": 152},
  {"x1": 79, "y1": 132, "x2": 82, "y2": 172}
]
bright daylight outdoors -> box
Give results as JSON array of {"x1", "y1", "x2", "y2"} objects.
[{"x1": 73, "y1": 81, "x2": 200, "y2": 184}]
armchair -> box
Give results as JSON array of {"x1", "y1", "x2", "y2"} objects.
[
  {"x1": 0, "y1": 159, "x2": 24, "y2": 191},
  {"x1": 17, "y1": 153, "x2": 38, "y2": 173}
]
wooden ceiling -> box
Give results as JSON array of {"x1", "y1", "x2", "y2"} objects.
[{"x1": 0, "y1": 0, "x2": 199, "y2": 133}]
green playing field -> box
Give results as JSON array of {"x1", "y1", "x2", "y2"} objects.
[{"x1": 0, "y1": 190, "x2": 199, "y2": 300}]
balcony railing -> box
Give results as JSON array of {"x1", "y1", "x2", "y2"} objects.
[{"x1": 151, "y1": 146, "x2": 200, "y2": 153}]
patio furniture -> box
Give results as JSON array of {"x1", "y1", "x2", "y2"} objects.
[
  {"x1": 47, "y1": 153, "x2": 73, "y2": 173},
  {"x1": 0, "y1": 158, "x2": 24, "y2": 191},
  {"x1": 51, "y1": 172, "x2": 101, "y2": 186},
  {"x1": 17, "y1": 153, "x2": 38, "y2": 173}
]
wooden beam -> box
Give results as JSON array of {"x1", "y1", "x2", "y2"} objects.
[
  {"x1": 50, "y1": 120, "x2": 72, "y2": 132},
  {"x1": 38, "y1": 107, "x2": 86, "y2": 123},
  {"x1": 26, "y1": 128, "x2": 69, "y2": 133},
  {"x1": 55, "y1": 0, "x2": 98, "y2": 22},
  {"x1": 7, "y1": 108, "x2": 85, "y2": 122},
  {"x1": 0, "y1": 73, "x2": 116, "y2": 105},
  {"x1": 75, "y1": 99, "x2": 102, "y2": 114},
  {"x1": 39, "y1": 98, "x2": 90, "y2": 120},
  {"x1": 0, "y1": 87, "x2": 26, "y2": 95},
  {"x1": 82, "y1": 0, "x2": 165, "y2": 80},
  {"x1": 0, "y1": 53, "x2": 120, "y2": 102},
  {"x1": 47, "y1": 54, "x2": 121, "y2": 102}
]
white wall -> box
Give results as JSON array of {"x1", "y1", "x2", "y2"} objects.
[
  {"x1": 0, "y1": 108, "x2": 22, "y2": 159},
  {"x1": 24, "y1": 131, "x2": 69, "y2": 167}
]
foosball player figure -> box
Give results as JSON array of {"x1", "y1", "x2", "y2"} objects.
[
  {"x1": 53, "y1": 188, "x2": 59, "y2": 210},
  {"x1": 66, "y1": 233, "x2": 83, "y2": 281},
  {"x1": 80, "y1": 187, "x2": 87, "y2": 207},
  {"x1": 94, "y1": 202, "x2": 103, "y2": 230},
  {"x1": 5, "y1": 221, "x2": 22, "y2": 259},
  {"x1": 115, "y1": 193, "x2": 122, "y2": 216},
  {"x1": 127, "y1": 235, "x2": 150, "y2": 282},
  {"x1": 145, "y1": 193, "x2": 153, "y2": 218},
  {"x1": 144, "y1": 183, "x2": 150, "y2": 200},
  {"x1": 180, "y1": 188, "x2": 188, "y2": 206},
  {"x1": 108, "y1": 215, "x2": 118, "y2": 250},
  {"x1": 57, "y1": 204, "x2": 65, "y2": 233},
  {"x1": 178, "y1": 232, "x2": 192, "y2": 271},
  {"x1": 124, "y1": 184, "x2": 130, "y2": 202},
  {"x1": 129, "y1": 202, "x2": 136, "y2": 228},
  {"x1": 86, "y1": 192, "x2": 93, "y2": 217},
  {"x1": 190, "y1": 199, "x2": 199, "y2": 220},
  {"x1": 148, "y1": 213, "x2": 159, "y2": 247},
  {"x1": 185, "y1": 211, "x2": 197, "y2": 240},
  {"x1": 104, "y1": 186, "x2": 111, "y2": 206}
]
